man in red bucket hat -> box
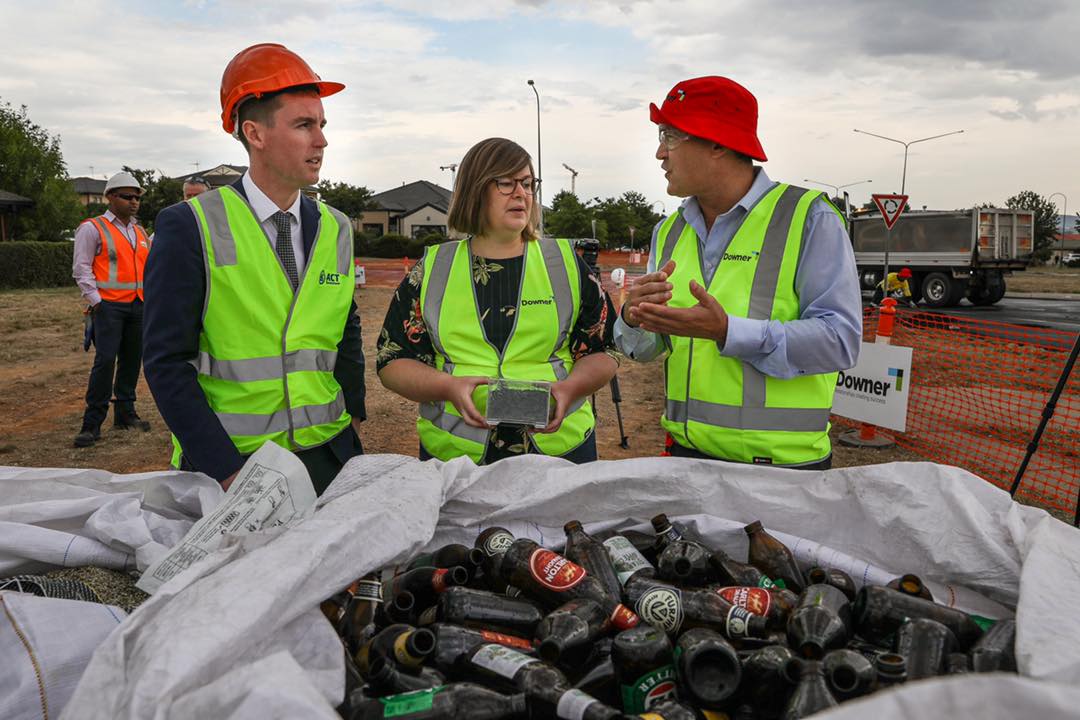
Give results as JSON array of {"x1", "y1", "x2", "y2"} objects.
[{"x1": 615, "y1": 76, "x2": 862, "y2": 470}]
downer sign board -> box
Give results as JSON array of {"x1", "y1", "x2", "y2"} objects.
[{"x1": 832, "y1": 342, "x2": 913, "y2": 432}]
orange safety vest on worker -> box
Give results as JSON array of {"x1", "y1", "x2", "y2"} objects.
[{"x1": 85, "y1": 215, "x2": 150, "y2": 302}]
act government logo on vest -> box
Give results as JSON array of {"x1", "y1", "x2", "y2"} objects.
[
  {"x1": 722, "y1": 250, "x2": 761, "y2": 263},
  {"x1": 835, "y1": 366, "x2": 905, "y2": 405},
  {"x1": 521, "y1": 295, "x2": 554, "y2": 307},
  {"x1": 318, "y1": 269, "x2": 342, "y2": 286}
]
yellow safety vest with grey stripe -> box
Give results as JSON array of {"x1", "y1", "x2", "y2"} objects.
[
  {"x1": 658, "y1": 183, "x2": 839, "y2": 466},
  {"x1": 417, "y1": 238, "x2": 594, "y2": 462},
  {"x1": 169, "y1": 186, "x2": 355, "y2": 466}
]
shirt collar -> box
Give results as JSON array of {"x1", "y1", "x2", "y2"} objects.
[
  {"x1": 242, "y1": 171, "x2": 301, "y2": 223},
  {"x1": 680, "y1": 166, "x2": 774, "y2": 221},
  {"x1": 103, "y1": 209, "x2": 133, "y2": 228}
]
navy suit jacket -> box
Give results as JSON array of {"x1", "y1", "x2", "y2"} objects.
[{"x1": 143, "y1": 180, "x2": 366, "y2": 481}]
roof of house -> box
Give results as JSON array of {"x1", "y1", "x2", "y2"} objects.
[
  {"x1": 173, "y1": 164, "x2": 248, "y2": 186},
  {"x1": 71, "y1": 177, "x2": 107, "y2": 194},
  {"x1": 370, "y1": 180, "x2": 452, "y2": 215},
  {"x1": 0, "y1": 189, "x2": 34, "y2": 207}
]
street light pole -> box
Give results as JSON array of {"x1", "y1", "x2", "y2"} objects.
[
  {"x1": 803, "y1": 178, "x2": 872, "y2": 198},
  {"x1": 1049, "y1": 192, "x2": 1068, "y2": 264},
  {"x1": 852, "y1": 128, "x2": 964, "y2": 195},
  {"x1": 527, "y1": 79, "x2": 543, "y2": 236}
]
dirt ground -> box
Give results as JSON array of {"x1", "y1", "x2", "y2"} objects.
[
  {"x1": 0, "y1": 279, "x2": 925, "y2": 475},
  {"x1": 1002, "y1": 265, "x2": 1080, "y2": 294}
]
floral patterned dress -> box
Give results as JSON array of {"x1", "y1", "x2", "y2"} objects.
[{"x1": 376, "y1": 245, "x2": 617, "y2": 463}]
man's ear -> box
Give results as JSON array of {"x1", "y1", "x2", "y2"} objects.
[{"x1": 242, "y1": 120, "x2": 264, "y2": 150}]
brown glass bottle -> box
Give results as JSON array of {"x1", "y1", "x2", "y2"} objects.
[
  {"x1": 347, "y1": 683, "x2": 527, "y2": 720},
  {"x1": 787, "y1": 584, "x2": 852, "y2": 659},
  {"x1": 853, "y1": 585, "x2": 984, "y2": 650},
  {"x1": 674, "y1": 627, "x2": 741, "y2": 709},
  {"x1": 429, "y1": 586, "x2": 544, "y2": 637},
  {"x1": 602, "y1": 534, "x2": 657, "y2": 588},
  {"x1": 625, "y1": 575, "x2": 768, "y2": 641},
  {"x1": 409, "y1": 544, "x2": 486, "y2": 580},
  {"x1": 356, "y1": 623, "x2": 437, "y2": 675},
  {"x1": 737, "y1": 645, "x2": 798, "y2": 720},
  {"x1": 386, "y1": 566, "x2": 470, "y2": 608},
  {"x1": 710, "y1": 585, "x2": 797, "y2": 629},
  {"x1": 946, "y1": 652, "x2": 971, "y2": 674},
  {"x1": 782, "y1": 659, "x2": 838, "y2": 719},
  {"x1": 475, "y1": 526, "x2": 517, "y2": 593},
  {"x1": 657, "y1": 540, "x2": 715, "y2": 587},
  {"x1": 536, "y1": 598, "x2": 609, "y2": 667},
  {"x1": 652, "y1": 513, "x2": 778, "y2": 590},
  {"x1": 805, "y1": 567, "x2": 857, "y2": 602},
  {"x1": 427, "y1": 622, "x2": 535, "y2": 674},
  {"x1": 497, "y1": 538, "x2": 639, "y2": 630},
  {"x1": 874, "y1": 652, "x2": 907, "y2": 688},
  {"x1": 365, "y1": 654, "x2": 446, "y2": 696},
  {"x1": 970, "y1": 618, "x2": 1016, "y2": 672},
  {"x1": 885, "y1": 573, "x2": 934, "y2": 601},
  {"x1": 565, "y1": 520, "x2": 626, "y2": 602},
  {"x1": 744, "y1": 521, "x2": 805, "y2": 593},
  {"x1": 821, "y1": 649, "x2": 875, "y2": 700},
  {"x1": 896, "y1": 618, "x2": 956, "y2": 679},
  {"x1": 574, "y1": 657, "x2": 619, "y2": 709},
  {"x1": 386, "y1": 591, "x2": 419, "y2": 625},
  {"x1": 611, "y1": 625, "x2": 679, "y2": 714}
]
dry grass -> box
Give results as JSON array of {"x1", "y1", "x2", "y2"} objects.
[{"x1": 1006, "y1": 266, "x2": 1080, "y2": 294}]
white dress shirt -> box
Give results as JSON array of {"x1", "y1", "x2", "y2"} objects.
[
  {"x1": 242, "y1": 172, "x2": 306, "y2": 278},
  {"x1": 71, "y1": 210, "x2": 142, "y2": 305}
]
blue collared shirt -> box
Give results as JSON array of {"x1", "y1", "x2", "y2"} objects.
[{"x1": 613, "y1": 168, "x2": 862, "y2": 379}]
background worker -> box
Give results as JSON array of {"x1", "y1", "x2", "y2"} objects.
[
  {"x1": 71, "y1": 171, "x2": 153, "y2": 447},
  {"x1": 143, "y1": 43, "x2": 365, "y2": 494},
  {"x1": 873, "y1": 267, "x2": 917, "y2": 307},
  {"x1": 182, "y1": 176, "x2": 211, "y2": 201},
  {"x1": 377, "y1": 137, "x2": 618, "y2": 464},
  {"x1": 615, "y1": 76, "x2": 862, "y2": 470}
]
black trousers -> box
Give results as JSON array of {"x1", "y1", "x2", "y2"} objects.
[
  {"x1": 667, "y1": 438, "x2": 832, "y2": 471},
  {"x1": 83, "y1": 299, "x2": 144, "y2": 427},
  {"x1": 419, "y1": 430, "x2": 598, "y2": 465}
]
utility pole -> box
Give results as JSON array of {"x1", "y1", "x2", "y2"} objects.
[
  {"x1": 853, "y1": 128, "x2": 964, "y2": 196},
  {"x1": 193, "y1": 161, "x2": 200, "y2": 172},
  {"x1": 439, "y1": 163, "x2": 458, "y2": 188},
  {"x1": 562, "y1": 163, "x2": 579, "y2": 195}
]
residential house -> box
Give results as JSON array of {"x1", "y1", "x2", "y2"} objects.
[
  {"x1": 70, "y1": 177, "x2": 107, "y2": 208},
  {"x1": 358, "y1": 180, "x2": 459, "y2": 239},
  {"x1": 173, "y1": 164, "x2": 319, "y2": 198},
  {"x1": 0, "y1": 189, "x2": 34, "y2": 241}
]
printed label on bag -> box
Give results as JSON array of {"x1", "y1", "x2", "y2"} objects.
[
  {"x1": 725, "y1": 606, "x2": 754, "y2": 638},
  {"x1": 556, "y1": 688, "x2": 600, "y2": 720},
  {"x1": 603, "y1": 536, "x2": 653, "y2": 585},
  {"x1": 620, "y1": 664, "x2": 678, "y2": 713},
  {"x1": 380, "y1": 686, "x2": 444, "y2": 717},
  {"x1": 482, "y1": 530, "x2": 515, "y2": 556},
  {"x1": 635, "y1": 585, "x2": 683, "y2": 634},
  {"x1": 529, "y1": 548, "x2": 587, "y2": 591},
  {"x1": 717, "y1": 586, "x2": 772, "y2": 617},
  {"x1": 471, "y1": 643, "x2": 538, "y2": 679},
  {"x1": 479, "y1": 629, "x2": 534, "y2": 650}
]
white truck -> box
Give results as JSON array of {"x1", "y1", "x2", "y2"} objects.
[{"x1": 848, "y1": 207, "x2": 1034, "y2": 307}]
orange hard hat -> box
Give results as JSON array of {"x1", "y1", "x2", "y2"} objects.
[
  {"x1": 220, "y1": 43, "x2": 345, "y2": 134},
  {"x1": 898, "y1": 267, "x2": 912, "y2": 278}
]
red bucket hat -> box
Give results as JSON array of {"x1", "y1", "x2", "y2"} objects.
[{"x1": 649, "y1": 76, "x2": 767, "y2": 162}]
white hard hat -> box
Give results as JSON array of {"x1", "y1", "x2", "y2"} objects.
[
  {"x1": 610, "y1": 268, "x2": 626, "y2": 287},
  {"x1": 104, "y1": 172, "x2": 142, "y2": 194}
]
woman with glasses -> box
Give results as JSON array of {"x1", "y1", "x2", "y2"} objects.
[{"x1": 377, "y1": 137, "x2": 618, "y2": 464}]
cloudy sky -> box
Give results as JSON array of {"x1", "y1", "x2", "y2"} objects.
[{"x1": 3, "y1": 0, "x2": 1078, "y2": 216}]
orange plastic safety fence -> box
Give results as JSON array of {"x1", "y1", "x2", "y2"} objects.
[{"x1": 833, "y1": 308, "x2": 1080, "y2": 517}]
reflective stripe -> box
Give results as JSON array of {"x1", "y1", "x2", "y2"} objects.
[
  {"x1": 419, "y1": 401, "x2": 491, "y2": 445},
  {"x1": 666, "y1": 398, "x2": 830, "y2": 432},
  {"x1": 658, "y1": 213, "x2": 686, "y2": 271},
  {"x1": 96, "y1": 282, "x2": 139, "y2": 289},
  {"x1": 742, "y1": 185, "x2": 805, "y2": 409},
  {"x1": 217, "y1": 392, "x2": 346, "y2": 437},
  {"x1": 92, "y1": 218, "x2": 119, "y2": 287},
  {"x1": 538, "y1": 238, "x2": 574, "y2": 352},
  {"x1": 194, "y1": 191, "x2": 239, "y2": 267},
  {"x1": 326, "y1": 206, "x2": 353, "y2": 275},
  {"x1": 194, "y1": 349, "x2": 338, "y2": 382},
  {"x1": 423, "y1": 242, "x2": 458, "y2": 358}
]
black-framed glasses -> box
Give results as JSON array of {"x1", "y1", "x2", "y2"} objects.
[
  {"x1": 493, "y1": 177, "x2": 540, "y2": 195},
  {"x1": 114, "y1": 193, "x2": 142, "y2": 201}
]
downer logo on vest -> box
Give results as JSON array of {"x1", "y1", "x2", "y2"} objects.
[
  {"x1": 319, "y1": 270, "x2": 342, "y2": 286},
  {"x1": 722, "y1": 250, "x2": 760, "y2": 263},
  {"x1": 521, "y1": 296, "x2": 554, "y2": 307}
]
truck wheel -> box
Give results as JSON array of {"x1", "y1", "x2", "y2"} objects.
[
  {"x1": 860, "y1": 269, "x2": 881, "y2": 291},
  {"x1": 921, "y1": 272, "x2": 955, "y2": 308},
  {"x1": 968, "y1": 281, "x2": 1006, "y2": 306},
  {"x1": 947, "y1": 280, "x2": 968, "y2": 306}
]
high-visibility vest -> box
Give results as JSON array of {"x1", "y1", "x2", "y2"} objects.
[
  {"x1": 170, "y1": 186, "x2": 355, "y2": 466},
  {"x1": 658, "y1": 183, "x2": 841, "y2": 466},
  {"x1": 416, "y1": 237, "x2": 594, "y2": 463},
  {"x1": 86, "y1": 215, "x2": 150, "y2": 302}
]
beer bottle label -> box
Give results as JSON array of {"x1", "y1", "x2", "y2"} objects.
[
  {"x1": 716, "y1": 586, "x2": 772, "y2": 617},
  {"x1": 556, "y1": 688, "x2": 600, "y2": 720},
  {"x1": 725, "y1": 606, "x2": 754, "y2": 638},
  {"x1": 471, "y1": 643, "x2": 538, "y2": 679},
  {"x1": 430, "y1": 568, "x2": 450, "y2": 592},
  {"x1": 354, "y1": 579, "x2": 383, "y2": 602},
  {"x1": 603, "y1": 536, "x2": 653, "y2": 585},
  {"x1": 481, "y1": 530, "x2": 515, "y2": 557},
  {"x1": 529, "y1": 549, "x2": 587, "y2": 591},
  {"x1": 417, "y1": 606, "x2": 437, "y2": 626},
  {"x1": 379, "y1": 686, "x2": 444, "y2": 717},
  {"x1": 610, "y1": 603, "x2": 641, "y2": 630},
  {"x1": 619, "y1": 664, "x2": 677, "y2": 713},
  {"x1": 480, "y1": 629, "x2": 534, "y2": 651},
  {"x1": 758, "y1": 575, "x2": 777, "y2": 589},
  {"x1": 635, "y1": 585, "x2": 683, "y2": 634}
]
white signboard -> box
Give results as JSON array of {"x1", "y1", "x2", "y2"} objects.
[
  {"x1": 354, "y1": 264, "x2": 366, "y2": 286},
  {"x1": 831, "y1": 341, "x2": 913, "y2": 432}
]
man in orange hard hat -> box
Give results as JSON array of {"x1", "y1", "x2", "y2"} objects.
[{"x1": 143, "y1": 43, "x2": 365, "y2": 495}]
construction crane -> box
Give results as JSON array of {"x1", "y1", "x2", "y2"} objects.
[
  {"x1": 439, "y1": 163, "x2": 458, "y2": 188},
  {"x1": 562, "y1": 163, "x2": 579, "y2": 195}
]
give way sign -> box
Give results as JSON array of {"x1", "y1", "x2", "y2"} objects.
[{"x1": 872, "y1": 193, "x2": 909, "y2": 229}]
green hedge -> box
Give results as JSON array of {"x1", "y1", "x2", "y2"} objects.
[
  {"x1": 357, "y1": 232, "x2": 450, "y2": 259},
  {"x1": 0, "y1": 241, "x2": 73, "y2": 289}
]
